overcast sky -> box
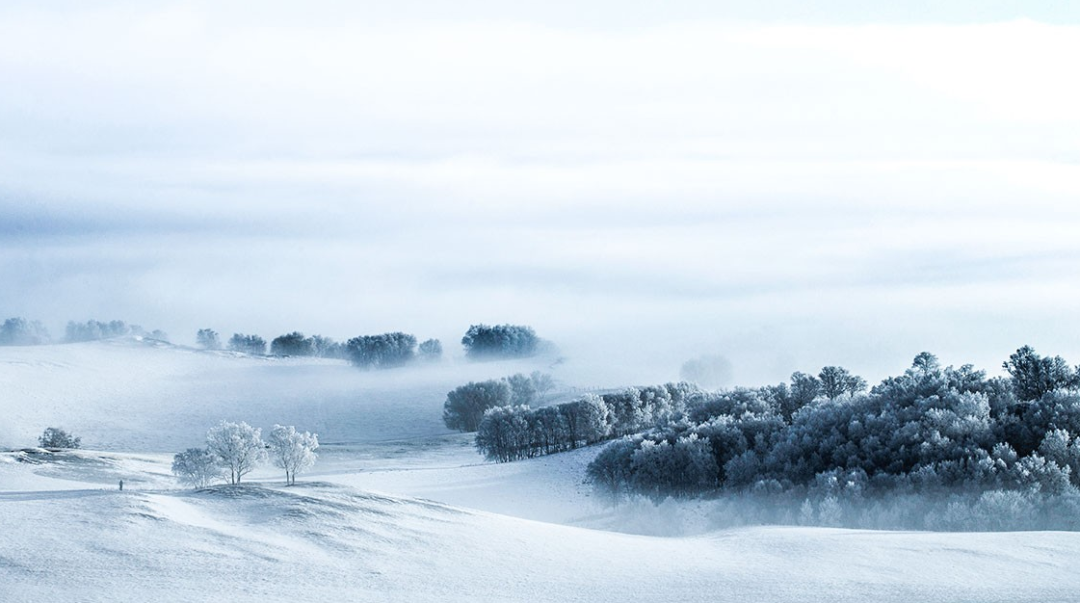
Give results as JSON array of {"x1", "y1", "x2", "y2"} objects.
[{"x1": 2, "y1": 1, "x2": 1079, "y2": 385}]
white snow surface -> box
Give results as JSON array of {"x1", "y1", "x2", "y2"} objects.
[{"x1": 2, "y1": 340, "x2": 1080, "y2": 602}]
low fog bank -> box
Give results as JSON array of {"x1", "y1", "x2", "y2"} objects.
[
  {"x1": 599, "y1": 490, "x2": 1080, "y2": 536},
  {"x1": 0, "y1": 338, "x2": 558, "y2": 451}
]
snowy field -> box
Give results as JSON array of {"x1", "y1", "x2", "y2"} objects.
[{"x1": 2, "y1": 340, "x2": 1080, "y2": 602}]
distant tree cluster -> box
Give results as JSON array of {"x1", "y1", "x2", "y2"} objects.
[
  {"x1": 271, "y1": 332, "x2": 347, "y2": 358},
  {"x1": 200, "y1": 328, "x2": 345, "y2": 358},
  {"x1": 344, "y1": 332, "x2": 423, "y2": 368},
  {"x1": 442, "y1": 372, "x2": 557, "y2": 432},
  {"x1": 443, "y1": 380, "x2": 512, "y2": 432},
  {"x1": 228, "y1": 333, "x2": 267, "y2": 355},
  {"x1": 586, "y1": 348, "x2": 1080, "y2": 506},
  {"x1": 418, "y1": 338, "x2": 443, "y2": 361},
  {"x1": 0, "y1": 317, "x2": 51, "y2": 346},
  {"x1": 38, "y1": 427, "x2": 81, "y2": 449},
  {"x1": 474, "y1": 384, "x2": 697, "y2": 463},
  {"x1": 0, "y1": 317, "x2": 171, "y2": 345},
  {"x1": 196, "y1": 328, "x2": 221, "y2": 350},
  {"x1": 65, "y1": 320, "x2": 133, "y2": 342},
  {"x1": 461, "y1": 324, "x2": 540, "y2": 360},
  {"x1": 172, "y1": 420, "x2": 318, "y2": 488}
]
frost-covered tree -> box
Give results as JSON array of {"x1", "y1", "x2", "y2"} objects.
[
  {"x1": 461, "y1": 324, "x2": 540, "y2": 359},
  {"x1": 267, "y1": 425, "x2": 319, "y2": 485},
  {"x1": 271, "y1": 332, "x2": 314, "y2": 356},
  {"x1": 0, "y1": 317, "x2": 50, "y2": 345},
  {"x1": 418, "y1": 338, "x2": 443, "y2": 361},
  {"x1": 1003, "y1": 345, "x2": 1080, "y2": 401},
  {"x1": 530, "y1": 371, "x2": 556, "y2": 400},
  {"x1": 196, "y1": 328, "x2": 221, "y2": 350},
  {"x1": 818, "y1": 366, "x2": 867, "y2": 399},
  {"x1": 206, "y1": 421, "x2": 266, "y2": 484},
  {"x1": 506, "y1": 373, "x2": 538, "y2": 406},
  {"x1": 345, "y1": 332, "x2": 418, "y2": 368},
  {"x1": 309, "y1": 335, "x2": 343, "y2": 359},
  {"x1": 789, "y1": 372, "x2": 821, "y2": 407},
  {"x1": 475, "y1": 405, "x2": 531, "y2": 462},
  {"x1": 171, "y1": 447, "x2": 221, "y2": 488},
  {"x1": 228, "y1": 333, "x2": 266, "y2": 355},
  {"x1": 443, "y1": 380, "x2": 512, "y2": 432},
  {"x1": 65, "y1": 319, "x2": 130, "y2": 342},
  {"x1": 38, "y1": 427, "x2": 80, "y2": 449}
]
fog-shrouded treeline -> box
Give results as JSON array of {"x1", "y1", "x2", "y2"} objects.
[
  {"x1": 0, "y1": 317, "x2": 169, "y2": 345},
  {"x1": 3, "y1": 316, "x2": 543, "y2": 368},
  {"x1": 211, "y1": 324, "x2": 542, "y2": 368},
  {"x1": 579, "y1": 347, "x2": 1080, "y2": 530}
]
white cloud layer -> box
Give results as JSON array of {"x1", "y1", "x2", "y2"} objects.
[{"x1": 2, "y1": 3, "x2": 1080, "y2": 384}]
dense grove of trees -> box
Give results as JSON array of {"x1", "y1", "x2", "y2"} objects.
[
  {"x1": 418, "y1": 338, "x2": 443, "y2": 361},
  {"x1": 586, "y1": 349, "x2": 1080, "y2": 507},
  {"x1": 196, "y1": 328, "x2": 221, "y2": 350},
  {"x1": 345, "y1": 332, "x2": 418, "y2": 368},
  {"x1": 444, "y1": 380, "x2": 513, "y2": 432},
  {"x1": 38, "y1": 427, "x2": 81, "y2": 449},
  {"x1": 442, "y1": 372, "x2": 557, "y2": 433},
  {"x1": 228, "y1": 333, "x2": 267, "y2": 355},
  {"x1": 65, "y1": 319, "x2": 132, "y2": 342},
  {"x1": 2, "y1": 317, "x2": 169, "y2": 345},
  {"x1": 0, "y1": 317, "x2": 51, "y2": 345},
  {"x1": 461, "y1": 324, "x2": 540, "y2": 359},
  {"x1": 474, "y1": 383, "x2": 698, "y2": 462},
  {"x1": 65, "y1": 319, "x2": 166, "y2": 343}
]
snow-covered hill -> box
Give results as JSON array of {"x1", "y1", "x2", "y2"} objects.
[{"x1": 2, "y1": 469, "x2": 1078, "y2": 603}]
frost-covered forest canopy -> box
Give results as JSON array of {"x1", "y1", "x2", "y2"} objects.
[{"x1": 578, "y1": 348, "x2": 1080, "y2": 528}]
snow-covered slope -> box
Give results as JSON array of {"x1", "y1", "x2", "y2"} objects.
[
  {"x1": 2, "y1": 473, "x2": 1079, "y2": 603},
  {"x1": 4, "y1": 340, "x2": 1080, "y2": 603}
]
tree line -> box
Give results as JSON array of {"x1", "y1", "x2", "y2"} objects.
[
  {"x1": 3, "y1": 317, "x2": 547, "y2": 369},
  {"x1": 441, "y1": 375, "x2": 697, "y2": 463},
  {"x1": 586, "y1": 347, "x2": 1080, "y2": 507},
  {"x1": 198, "y1": 323, "x2": 543, "y2": 369},
  {"x1": 474, "y1": 385, "x2": 698, "y2": 463},
  {"x1": 0, "y1": 317, "x2": 168, "y2": 345}
]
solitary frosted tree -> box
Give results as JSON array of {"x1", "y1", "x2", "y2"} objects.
[
  {"x1": 171, "y1": 447, "x2": 221, "y2": 488},
  {"x1": 267, "y1": 425, "x2": 319, "y2": 485},
  {"x1": 206, "y1": 421, "x2": 266, "y2": 484}
]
